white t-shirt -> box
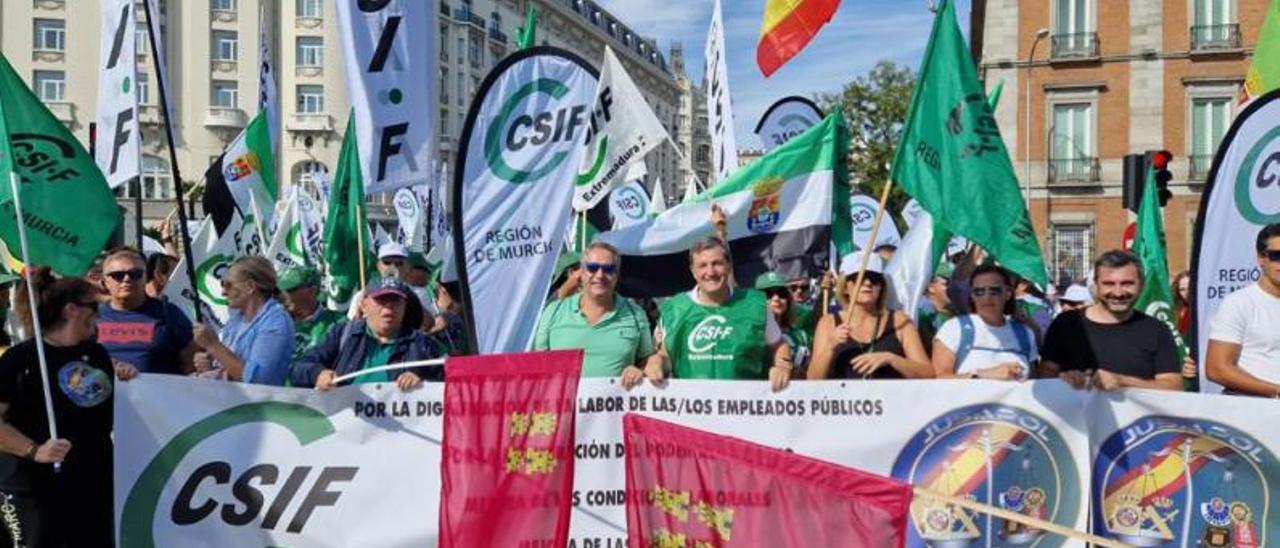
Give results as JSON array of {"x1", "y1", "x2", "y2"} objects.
[
  {"x1": 1208, "y1": 283, "x2": 1280, "y2": 383},
  {"x1": 936, "y1": 314, "x2": 1039, "y2": 379}
]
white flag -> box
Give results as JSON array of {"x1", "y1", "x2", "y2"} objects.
[
  {"x1": 393, "y1": 187, "x2": 424, "y2": 251},
  {"x1": 266, "y1": 192, "x2": 306, "y2": 273},
  {"x1": 220, "y1": 113, "x2": 278, "y2": 233},
  {"x1": 95, "y1": 0, "x2": 140, "y2": 189},
  {"x1": 162, "y1": 215, "x2": 245, "y2": 327},
  {"x1": 885, "y1": 211, "x2": 938, "y2": 321},
  {"x1": 704, "y1": 0, "x2": 739, "y2": 183},
  {"x1": 335, "y1": 0, "x2": 436, "y2": 194},
  {"x1": 649, "y1": 178, "x2": 667, "y2": 216},
  {"x1": 573, "y1": 47, "x2": 671, "y2": 211},
  {"x1": 295, "y1": 190, "x2": 326, "y2": 263},
  {"x1": 608, "y1": 180, "x2": 651, "y2": 229},
  {"x1": 849, "y1": 194, "x2": 901, "y2": 251},
  {"x1": 257, "y1": 7, "x2": 280, "y2": 152}
]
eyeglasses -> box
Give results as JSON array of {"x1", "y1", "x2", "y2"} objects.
[
  {"x1": 104, "y1": 268, "x2": 145, "y2": 282},
  {"x1": 764, "y1": 288, "x2": 790, "y2": 300},
  {"x1": 971, "y1": 286, "x2": 1007, "y2": 297},
  {"x1": 583, "y1": 262, "x2": 617, "y2": 276},
  {"x1": 1266, "y1": 249, "x2": 1280, "y2": 262}
]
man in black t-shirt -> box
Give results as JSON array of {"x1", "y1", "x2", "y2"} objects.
[{"x1": 1038, "y1": 250, "x2": 1181, "y2": 391}]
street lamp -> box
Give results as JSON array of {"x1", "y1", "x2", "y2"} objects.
[{"x1": 1025, "y1": 28, "x2": 1050, "y2": 208}]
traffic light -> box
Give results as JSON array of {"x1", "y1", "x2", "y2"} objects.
[
  {"x1": 1146, "y1": 149, "x2": 1173, "y2": 207},
  {"x1": 1122, "y1": 154, "x2": 1144, "y2": 212}
]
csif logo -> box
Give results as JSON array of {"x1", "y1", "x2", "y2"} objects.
[
  {"x1": 687, "y1": 315, "x2": 733, "y2": 353},
  {"x1": 119, "y1": 402, "x2": 352, "y2": 548},
  {"x1": 613, "y1": 186, "x2": 646, "y2": 219},
  {"x1": 483, "y1": 78, "x2": 591, "y2": 185},
  {"x1": 9, "y1": 133, "x2": 85, "y2": 184},
  {"x1": 195, "y1": 254, "x2": 233, "y2": 306},
  {"x1": 1234, "y1": 126, "x2": 1280, "y2": 225}
]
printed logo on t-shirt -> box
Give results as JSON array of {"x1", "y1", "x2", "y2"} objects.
[
  {"x1": 58, "y1": 361, "x2": 112, "y2": 408},
  {"x1": 687, "y1": 315, "x2": 733, "y2": 353},
  {"x1": 97, "y1": 321, "x2": 156, "y2": 345}
]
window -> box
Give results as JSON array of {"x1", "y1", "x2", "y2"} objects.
[
  {"x1": 212, "y1": 31, "x2": 238, "y2": 61},
  {"x1": 456, "y1": 73, "x2": 463, "y2": 106},
  {"x1": 294, "y1": 161, "x2": 328, "y2": 189},
  {"x1": 296, "y1": 85, "x2": 324, "y2": 113},
  {"x1": 296, "y1": 36, "x2": 324, "y2": 66},
  {"x1": 1192, "y1": 0, "x2": 1238, "y2": 49},
  {"x1": 440, "y1": 109, "x2": 449, "y2": 135},
  {"x1": 469, "y1": 37, "x2": 480, "y2": 66},
  {"x1": 1051, "y1": 224, "x2": 1093, "y2": 285},
  {"x1": 211, "y1": 80, "x2": 238, "y2": 108},
  {"x1": 136, "y1": 23, "x2": 150, "y2": 56},
  {"x1": 33, "y1": 19, "x2": 65, "y2": 52},
  {"x1": 456, "y1": 38, "x2": 465, "y2": 64},
  {"x1": 142, "y1": 155, "x2": 173, "y2": 200},
  {"x1": 33, "y1": 71, "x2": 65, "y2": 102},
  {"x1": 138, "y1": 72, "x2": 150, "y2": 104},
  {"x1": 1052, "y1": 0, "x2": 1096, "y2": 57},
  {"x1": 297, "y1": 0, "x2": 323, "y2": 18},
  {"x1": 1049, "y1": 103, "x2": 1095, "y2": 181},
  {"x1": 1190, "y1": 97, "x2": 1230, "y2": 178},
  {"x1": 212, "y1": 0, "x2": 236, "y2": 11}
]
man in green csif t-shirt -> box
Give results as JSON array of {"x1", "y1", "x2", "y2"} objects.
[{"x1": 653, "y1": 237, "x2": 793, "y2": 391}]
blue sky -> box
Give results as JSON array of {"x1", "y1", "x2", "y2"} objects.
[{"x1": 597, "y1": 0, "x2": 973, "y2": 149}]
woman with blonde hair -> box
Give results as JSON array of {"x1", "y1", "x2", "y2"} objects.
[
  {"x1": 808, "y1": 253, "x2": 933, "y2": 380},
  {"x1": 192, "y1": 256, "x2": 296, "y2": 385}
]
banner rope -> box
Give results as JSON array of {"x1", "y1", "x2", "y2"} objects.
[{"x1": 332, "y1": 358, "x2": 446, "y2": 384}]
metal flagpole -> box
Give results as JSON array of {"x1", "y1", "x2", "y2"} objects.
[
  {"x1": 141, "y1": 0, "x2": 202, "y2": 322},
  {"x1": 8, "y1": 173, "x2": 62, "y2": 473}
]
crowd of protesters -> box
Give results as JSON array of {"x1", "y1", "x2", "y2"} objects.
[{"x1": 0, "y1": 208, "x2": 1273, "y2": 544}]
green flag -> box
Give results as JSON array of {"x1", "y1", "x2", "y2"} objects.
[
  {"x1": 322, "y1": 112, "x2": 374, "y2": 307},
  {"x1": 0, "y1": 53, "x2": 120, "y2": 276},
  {"x1": 516, "y1": 6, "x2": 538, "y2": 50},
  {"x1": 986, "y1": 79, "x2": 1004, "y2": 110},
  {"x1": 1242, "y1": 0, "x2": 1280, "y2": 101},
  {"x1": 1132, "y1": 167, "x2": 1188, "y2": 361},
  {"x1": 890, "y1": 0, "x2": 1047, "y2": 287}
]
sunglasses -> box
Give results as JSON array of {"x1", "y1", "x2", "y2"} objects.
[
  {"x1": 105, "y1": 268, "x2": 145, "y2": 282},
  {"x1": 1266, "y1": 249, "x2": 1280, "y2": 262},
  {"x1": 583, "y1": 262, "x2": 617, "y2": 276},
  {"x1": 971, "y1": 286, "x2": 1007, "y2": 297},
  {"x1": 787, "y1": 284, "x2": 808, "y2": 293},
  {"x1": 380, "y1": 258, "x2": 405, "y2": 266},
  {"x1": 764, "y1": 288, "x2": 790, "y2": 300}
]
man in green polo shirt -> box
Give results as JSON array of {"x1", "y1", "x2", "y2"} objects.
[
  {"x1": 653, "y1": 237, "x2": 794, "y2": 391},
  {"x1": 280, "y1": 266, "x2": 345, "y2": 362},
  {"x1": 533, "y1": 242, "x2": 661, "y2": 387}
]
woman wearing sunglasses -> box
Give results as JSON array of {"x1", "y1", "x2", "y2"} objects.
[
  {"x1": 192, "y1": 257, "x2": 296, "y2": 385},
  {"x1": 0, "y1": 268, "x2": 138, "y2": 545},
  {"x1": 932, "y1": 264, "x2": 1038, "y2": 380},
  {"x1": 755, "y1": 272, "x2": 814, "y2": 377},
  {"x1": 808, "y1": 253, "x2": 932, "y2": 380}
]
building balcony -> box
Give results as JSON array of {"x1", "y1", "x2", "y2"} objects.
[
  {"x1": 46, "y1": 101, "x2": 74, "y2": 124},
  {"x1": 139, "y1": 105, "x2": 163, "y2": 126},
  {"x1": 488, "y1": 27, "x2": 508, "y2": 45},
  {"x1": 33, "y1": 0, "x2": 64, "y2": 10},
  {"x1": 204, "y1": 107, "x2": 247, "y2": 129},
  {"x1": 1190, "y1": 24, "x2": 1241, "y2": 52},
  {"x1": 295, "y1": 65, "x2": 323, "y2": 78},
  {"x1": 32, "y1": 49, "x2": 64, "y2": 63},
  {"x1": 1047, "y1": 157, "x2": 1101, "y2": 184},
  {"x1": 296, "y1": 16, "x2": 323, "y2": 30},
  {"x1": 1050, "y1": 32, "x2": 1100, "y2": 60},
  {"x1": 457, "y1": 8, "x2": 485, "y2": 28},
  {"x1": 211, "y1": 9, "x2": 237, "y2": 23},
  {"x1": 1189, "y1": 154, "x2": 1215, "y2": 180},
  {"x1": 287, "y1": 113, "x2": 333, "y2": 133},
  {"x1": 210, "y1": 59, "x2": 237, "y2": 74}
]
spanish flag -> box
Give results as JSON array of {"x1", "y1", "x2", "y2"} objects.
[{"x1": 756, "y1": 0, "x2": 841, "y2": 77}]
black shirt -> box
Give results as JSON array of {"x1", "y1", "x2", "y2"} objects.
[
  {"x1": 1041, "y1": 309, "x2": 1179, "y2": 380},
  {"x1": 0, "y1": 339, "x2": 114, "y2": 520}
]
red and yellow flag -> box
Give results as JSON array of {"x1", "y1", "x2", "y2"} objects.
[{"x1": 756, "y1": 0, "x2": 841, "y2": 77}]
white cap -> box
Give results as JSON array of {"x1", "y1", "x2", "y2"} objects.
[
  {"x1": 1061, "y1": 284, "x2": 1092, "y2": 304},
  {"x1": 378, "y1": 242, "x2": 408, "y2": 260},
  {"x1": 839, "y1": 251, "x2": 885, "y2": 276}
]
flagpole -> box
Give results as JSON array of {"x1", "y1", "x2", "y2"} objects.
[
  {"x1": 913, "y1": 487, "x2": 1129, "y2": 547},
  {"x1": 141, "y1": 0, "x2": 202, "y2": 323},
  {"x1": 356, "y1": 199, "x2": 368, "y2": 289},
  {"x1": 843, "y1": 180, "x2": 895, "y2": 325},
  {"x1": 8, "y1": 173, "x2": 62, "y2": 473}
]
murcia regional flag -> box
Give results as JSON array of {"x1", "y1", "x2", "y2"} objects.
[
  {"x1": 95, "y1": 0, "x2": 141, "y2": 189},
  {"x1": 335, "y1": 0, "x2": 436, "y2": 195},
  {"x1": 598, "y1": 113, "x2": 852, "y2": 297},
  {"x1": 572, "y1": 46, "x2": 669, "y2": 211}
]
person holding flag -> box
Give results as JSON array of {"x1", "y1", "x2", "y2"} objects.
[
  {"x1": 0, "y1": 271, "x2": 138, "y2": 546},
  {"x1": 191, "y1": 257, "x2": 295, "y2": 385}
]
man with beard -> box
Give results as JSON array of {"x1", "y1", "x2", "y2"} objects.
[{"x1": 1037, "y1": 250, "x2": 1181, "y2": 391}]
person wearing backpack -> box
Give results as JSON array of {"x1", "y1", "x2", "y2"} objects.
[{"x1": 931, "y1": 264, "x2": 1038, "y2": 380}]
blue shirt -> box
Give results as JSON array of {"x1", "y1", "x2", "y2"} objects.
[
  {"x1": 219, "y1": 299, "x2": 295, "y2": 386},
  {"x1": 96, "y1": 298, "x2": 193, "y2": 374}
]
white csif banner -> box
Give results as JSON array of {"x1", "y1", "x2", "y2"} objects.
[
  {"x1": 753, "y1": 96, "x2": 823, "y2": 152},
  {"x1": 335, "y1": 0, "x2": 436, "y2": 194},
  {"x1": 95, "y1": 0, "x2": 140, "y2": 189},
  {"x1": 1192, "y1": 89, "x2": 1280, "y2": 393}
]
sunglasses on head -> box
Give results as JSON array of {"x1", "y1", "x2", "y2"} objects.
[
  {"x1": 583, "y1": 262, "x2": 617, "y2": 276},
  {"x1": 1266, "y1": 249, "x2": 1280, "y2": 262},
  {"x1": 764, "y1": 288, "x2": 790, "y2": 300},
  {"x1": 105, "y1": 268, "x2": 145, "y2": 282},
  {"x1": 971, "y1": 286, "x2": 1007, "y2": 297}
]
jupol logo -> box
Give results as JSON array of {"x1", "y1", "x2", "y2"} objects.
[
  {"x1": 119, "y1": 403, "x2": 342, "y2": 548},
  {"x1": 1092, "y1": 416, "x2": 1275, "y2": 547},
  {"x1": 195, "y1": 254, "x2": 233, "y2": 306},
  {"x1": 1235, "y1": 126, "x2": 1280, "y2": 224},
  {"x1": 892, "y1": 403, "x2": 1081, "y2": 547},
  {"x1": 687, "y1": 315, "x2": 732, "y2": 353},
  {"x1": 483, "y1": 78, "x2": 589, "y2": 185}
]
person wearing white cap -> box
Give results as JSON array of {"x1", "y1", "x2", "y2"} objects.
[
  {"x1": 807, "y1": 252, "x2": 932, "y2": 380},
  {"x1": 932, "y1": 264, "x2": 1039, "y2": 381},
  {"x1": 376, "y1": 242, "x2": 410, "y2": 279},
  {"x1": 1058, "y1": 284, "x2": 1092, "y2": 312}
]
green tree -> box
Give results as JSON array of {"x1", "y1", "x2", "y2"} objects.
[{"x1": 817, "y1": 60, "x2": 916, "y2": 216}]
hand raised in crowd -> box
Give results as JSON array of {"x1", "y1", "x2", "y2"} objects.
[
  {"x1": 112, "y1": 359, "x2": 139, "y2": 381},
  {"x1": 977, "y1": 362, "x2": 1024, "y2": 381},
  {"x1": 849, "y1": 352, "x2": 895, "y2": 377},
  {"x1": 710, "y1": 203, "x2": 728, "y2": 241},
  {"x1": 395, "y1": 371, "x2": 422, "y2": 391},
  {"x1": 33, "y1": 438, "x2": 71, "y2": 464}
]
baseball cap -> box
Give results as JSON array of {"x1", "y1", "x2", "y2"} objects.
[
  {"x1": 839, "y1": 251, "x2": 886, "y2": 276},
  {"x1": 754, "y1": 272, "x2": 789, "y2": 290},
  {"x1": 365, "y1": 276, "x2": 412, "y2": 300},
  {"x1": 378, "y1": 242, "x2": 408, "y2": 260},
  {"x1": 933, "y1": 261, "x2": 956, "y2": 279},
  {"x1": 1061, "y1": 284, "x2": 1093, "y2": 305},
  {"x1": 406, "y1": 252, "x2": 430, "y2": 270},
  {"x1": 277, "y1": 266, "x2": 320, "y2": 292}
]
